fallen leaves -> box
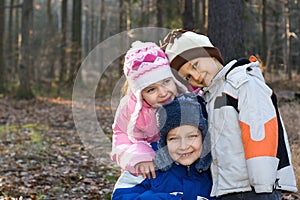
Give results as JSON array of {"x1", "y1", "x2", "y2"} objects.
[
  {"x1": 0, "y1": 97, "x2": 119, "y2": 199},
  {"x1": 0, "y1": 95, "x2": 299, "y2": 199}
]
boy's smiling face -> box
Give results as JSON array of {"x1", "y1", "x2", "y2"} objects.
[
  {"x1": 167, "y1": 125, "x2": 202, "y2": 166},
  {"x1": 178, "y1": 57, "x2": 222, "y2": 88}
]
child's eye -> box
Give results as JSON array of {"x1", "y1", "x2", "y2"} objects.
[
  {"x1": 188, "y1": 134, "x2": 199, "y2": 139},
  {"x1": 146, "y1": 88, "x2": 155, "y2": 93},
  {"x1": 162, "y1": 78, "x2": 172, "y2": 85},
  {"x1": 192, "y1": 61, "x2": 198, "y2": 68},
  {"x1": 185, "y1": 74, "x2": 191, "y2": 81},
  {"x1": 168, "y1": 137, "x2": 178, "y2": 142}
]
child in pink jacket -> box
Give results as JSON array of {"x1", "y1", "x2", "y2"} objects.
[{"x1": 111, "y1": 41, "x2": 188, "y2": 179}]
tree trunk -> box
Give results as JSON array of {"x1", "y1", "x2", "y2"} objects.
[
  {"x1": 297, "y1": 0, "x2": 300, "y2": 75},
  {"x1": 208, "y1": 0, "x2": 245, "y2": 63},
  {"x1": 283, "y1": 0, "x2": 292, "y2": 79},
  {"x1": 59, "y1": 0, "x2": 67, "y2": 84},
  {"x1": 91, "y1": 0, "x2": 95, "y2": 50},
  {"x1": 100, "y1": 0, "x2": 105, "y2": 42},
  {"x1": 7, "y1": 0, "x2": 18, "y2": 81},
  {"x1": 0, "y1": 0, "x2": 5, "y2": 93},
  {"x1": 83, "y1": 1, "x2": 90, "y2": 57},
  {"x1": 16, "y1": 0, "x2": 34, "y2": 99},
  {"x1": 183, "y1": 0, "x2": 194, "y2": 30},
  {"x1": 126, "y1": 1, "x2": 132, "y2": 30},
  {"x1": 201, "y1": 0, "x2": 208, "y2": 34},
  {"x1": 69, "y1": 0, "x2": 82, "y2": 83},
  {"x1": 14, "y1": 0, "x2": 21, "y2": 82},
  {"x1": 156, "y1": 0, "x2": 163, "y2": 27},
  {"x1": 273, "y1": 2, "x2": 281, "y2": 72},
  {"x1": 194, "y1": 0, "x2": 200, "y2": 31},
  {"x1": 119, "y1": 0, "x2": 125, "y2": 77},
  {"x1": 119, "y1": 0, "x2": 125, "y2": 32},
  {"x1": 261, "y1": 0, "x2": 267, "y2": 64},
  {"x1": 46, "y1": 0, "x2": 55, "y2": 92}
]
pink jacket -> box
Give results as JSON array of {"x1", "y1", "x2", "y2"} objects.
[{"x1": 111, "y1": 93, "x2": 159, "y2": 174}]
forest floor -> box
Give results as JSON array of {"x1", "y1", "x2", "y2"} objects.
[{"x1": 0, "y1": 77, "x2": 300, "y2": 199}]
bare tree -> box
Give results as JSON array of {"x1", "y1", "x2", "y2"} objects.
[
  {"x1": 261, "y1": 0, "x2": 267, "y2": 64},
  {"x1": 208, "y1": 0, "x2": 245, "y2": 63},
  {"x1": 183, "y1": 0, "x2": 194, "y2": 30},
  {"x1": 283, "y1": 0, "x2": 292, "y2": 79},
  {"x1": 156, "y1": 0, "x2": 162, "y2": 27},
  {"x1": 100, "y1": 0, "x2": 105, "y2": 42},
  {"x1": 297, "y1": 0, "x2": 300, "y2": 75},
  {"x1": 69, "y1": 0, "x2": 82, "y2": 83},
  {"x1": 59, "y1": 0, "x2": 67, "y2": 86},
  {"x1": 272, "y1": 2, "x2": 282, "y2": 72},
  {"x1": 194, "y1": 0, "x2": 200, "y2": 31},
  {"x1": 16, "y1": 0, "x2": 34, "y2": 99},
  {"x1": 46, "y1": 0, "x2": 55, "y2": 92},
  {"x1": 7, "y1": 0, "x2": 19, "y2": 81},
  {"x1": 118, "y1": 0, "x2": 126, "y2": 76},
  {"x1": 0, "y1": 0, "x2": 5, "y2": 93},
  {"x1": 200, "y1": 0, "x2": 208, "y2": 34}
]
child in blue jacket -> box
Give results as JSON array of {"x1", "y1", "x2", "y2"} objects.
[{"x1": 111, "y1": 93, "x2": 215, "y2": 200}]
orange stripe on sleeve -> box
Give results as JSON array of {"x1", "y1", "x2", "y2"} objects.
[{"x1": 240, "y1": 117, "x2": 278, "y2": 160}]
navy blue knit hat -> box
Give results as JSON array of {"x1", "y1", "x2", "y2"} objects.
[{"x1": 155, "y1": 93, "x2": 211, "y2": 171}]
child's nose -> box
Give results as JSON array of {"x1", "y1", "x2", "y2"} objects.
[
  {"x1": 192, "y1": 71, "x2": 201, "y2": 82},
  {"x1": 179, "y1": 138, "x2": 189, "y2": 149},
  {"x1": 158, "y1": 86, "x2": 168, "y2": 96}
]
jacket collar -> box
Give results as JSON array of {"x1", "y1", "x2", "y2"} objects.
[{"x1": 203, "y1": 60, "x2": 237, "y2": 102}]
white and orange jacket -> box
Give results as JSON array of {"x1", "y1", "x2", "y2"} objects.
[{"x1": 202, "y1": 58, "x2": 298, "y2": 197}]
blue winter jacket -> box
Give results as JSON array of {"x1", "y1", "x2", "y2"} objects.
[{"x1": 112, "y1": 162, "x2": 215, "y2": 200}]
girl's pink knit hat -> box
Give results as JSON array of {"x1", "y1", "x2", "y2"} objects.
[{"x1": 123, "y1": 41, "x2": 188, "y2": 140}]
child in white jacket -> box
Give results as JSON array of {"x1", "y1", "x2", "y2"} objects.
[{"x1": 161, "y1": 29, "x2": 298, "y2": 199}]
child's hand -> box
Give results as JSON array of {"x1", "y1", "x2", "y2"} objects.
[{"x1": 135, "y1": 161, "x2": 156, "y2": 179}]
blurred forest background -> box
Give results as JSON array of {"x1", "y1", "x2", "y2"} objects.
[
  {"x1": 0, "y1": 0, "x2": 300, "y2": 98},
  {"x1": 0, "y1": 0, "x2": 300, "y2": 199}
]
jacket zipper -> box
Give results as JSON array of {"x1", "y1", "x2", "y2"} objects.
[{"x1": 186, "y1": 165, "x2": 190, "y2": 177}]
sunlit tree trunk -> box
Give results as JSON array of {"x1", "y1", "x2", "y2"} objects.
[
  {"x1": 200, "y1": 0, "x2": 208, "y2": 34},
  {"x1": 208, "y1": 0, "x2": 245, "y2": 63},
  {"x1": 126, "y1": 0, "x2": 132, "y2": 30},
  {"x1": 16, "y1": 0, "x2": 34, "y2": 99},
  {"x1": 83, "y1": 1, "x2": 90, "y2": 57},
  {"x1": 7, "y1": 0, "x2": 18, "y2": 81},
  {"x1": 14, "y1": 0, "x2": 21, "y2": 83}
]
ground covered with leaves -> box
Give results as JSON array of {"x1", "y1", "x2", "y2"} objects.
[
  {"x1": 0, "y1": 89, "x2": 300, "y2": 199},
  {"x1": 0, "y1": 97, "x2": 119, "y2": 199}
]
